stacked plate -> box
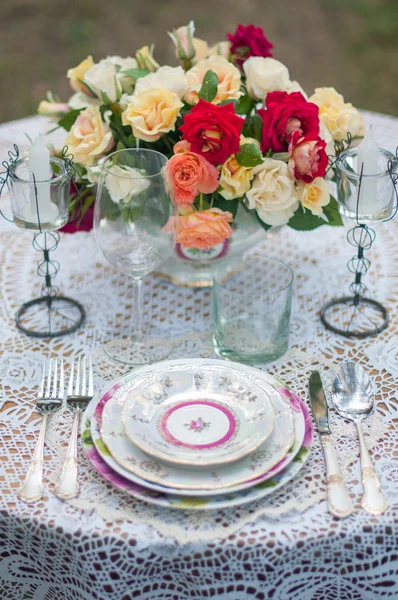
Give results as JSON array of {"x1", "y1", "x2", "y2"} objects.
[{"x1": 82, "y1": 359, "x2": 313, "y2": 510}]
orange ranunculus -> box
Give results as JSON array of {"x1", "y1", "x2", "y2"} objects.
[
  {"x1": 167, "y1": 144, "x2": 219, "y2": 205},
  {"x1": 177, "y1": 208, "x2": 233, "y2": 249}
]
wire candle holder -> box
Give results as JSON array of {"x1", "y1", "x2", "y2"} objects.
[
  {"x1": 0, "y1": 143, "x2": 85, "y2": 338},
  {"x1": 321, "y1": 145, "x2": 398, "y2": 338}
]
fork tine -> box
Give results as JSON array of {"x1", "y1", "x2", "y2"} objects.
[
  {"x1": 68, "y1": 359, "x2": 75, "y2": 396},
  {"x1": 88, "y1": 357, "x2": 93, "y2": 397},
  {"x1": 52, "y1": 358, "x2": 58, "y2": 398},
  {"x1": 59, "y1": 359, "x2": 65, "y2": 399},
  {"x1": 37, "y1": 360, "x2": 46, "y2": 398},
  {"x1": 74, "y1": 357, "x2": 81, "y2": 396},
  {"x1": 45, "y1": 358, "x2": 53, "y2": 398},
  {"x1": 81, "y1": 356, "x2": 87, "y2": 396}
]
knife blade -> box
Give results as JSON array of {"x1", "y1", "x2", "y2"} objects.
[{"x1": 309, "y1": 371, "x2": 354, "y2": 518}]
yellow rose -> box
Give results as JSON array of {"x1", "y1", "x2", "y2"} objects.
[
  {"x1": 122, "y1": 88, "x2": 183, "y2": 142},
  {"x1": 207, "y1": 41, "x2": 231, "y2": 59},
  {"x1": 192, "y1": 38, "x2": 209, "y2": 63},
  {"x1": 219, "y1": 136, "x2": 259, "y2": 200},
  {"x1": 64, "y1": 105, "x2": 114, "y2": 166},
  {"x1": 298, "y1": 177, "x2": 330, "y2": 216},
  {"x1": 185, "y1": 56, "x2": 242, "y2": 105},
  {"x1": 309, "y1": 87, "x2": 365, "y2": 142},
  {"x1": 67, "y1": 56, "x2": 95, "y2": 94},
  {"x1": 136, "y1": 45, "x2": 159, "y2": 72}
]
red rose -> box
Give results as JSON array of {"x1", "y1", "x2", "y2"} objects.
[
  {"x1": 179, "y1": 100, "x2": 243, "y2": 166},
  {"x1": 258, "y1": 91, "x2": 320, "y2": 153},
  {"x1": 227, "y1": 24, "x2": 273, "y2": 68},
  {"x1": 61, "y1": 203, "x2": 94, "y2": 233},
  {"x1": 288, "y1": 131, "x2": 328, "y2": 183}
]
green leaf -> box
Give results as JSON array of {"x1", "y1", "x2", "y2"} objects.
[
  {"x1": 234, "y1": 93, "x2": 254, "y2": 116},
  {"x1": 323, "y1": 194, "x2": 343, "y2": 226},
  {"x1": 122, "y1": 67, "x2": 151, "y2": 80},
  {"x1": 288, "y1": 204, "x2": 326, "y2": 231},
  {"x1": 235, "y1": 143, "x2": 263, "y2": 168},
  {"x1": 96, "y1": 438, "x2": 111, "y2": 457},
  {"x1": 198, "y1": 70, "x2": 219, "y2": 103},
  {"x1": 211, "y1": 193, "x2": 240, "y2": 219},
  {"x1": 242, "y1": 114, "x2": 263, "y2": 143},
  {"x1": 81, "y1": 425, "x2": 93, "y2": 447},
  {"x1": 58, "y1": 109, "x2": 83, "y2": 132}
]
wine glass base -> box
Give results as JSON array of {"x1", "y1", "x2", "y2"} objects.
[{"x1": 103, "y1": 338, "x2": 174, "y2": 365}]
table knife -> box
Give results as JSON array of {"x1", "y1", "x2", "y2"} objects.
[{"x1": 309, "y1": 371, "x2": 354, "y2": 518}]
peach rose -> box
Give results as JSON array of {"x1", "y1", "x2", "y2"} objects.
[
  {"x1": 122, "y1": 88, "x2": 183, "y2": 142},
  {"x1": 64, "y1": 105, "x2": 114, "y2": 166},
  {"x1": 37, "y1": 101, "x2": 70, "y2": 117},
  {"x1": 185, "y1": 56, "x2": 242, "y2": 105},
  {"x1": 169, "y1": 22, "x2": 196, "y2": 62},
  {"x1": 298, "y1": 177, "x2": 330, "y2": 216},
  {"x1": 177, "y1": 208, "x2": 233, "y2": 249},
  {"x1": 208, "y1": 41, "x2": 231, "y2": 59},
  {"x1": 167, "y1": 144, "x2": 219, "y2": 205},
  {"x1": 67, "y1": 56, "x2": 95, "y2": 94}
]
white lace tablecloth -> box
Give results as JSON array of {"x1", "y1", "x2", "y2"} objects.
[{"x1": 0, "y1": 113, "x2": 397, "y2": 600}]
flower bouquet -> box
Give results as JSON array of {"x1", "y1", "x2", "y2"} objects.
[{"x1": 39, "y1": 22, "x2": 365, "y2": 283}]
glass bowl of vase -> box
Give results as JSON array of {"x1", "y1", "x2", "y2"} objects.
[{"x1": 155, "y1": 204, "x2": 277, "y2": 287}]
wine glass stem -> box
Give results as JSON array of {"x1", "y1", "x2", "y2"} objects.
[{"x1": 132, "y1": 278, "x2": 144, "y2": 340}]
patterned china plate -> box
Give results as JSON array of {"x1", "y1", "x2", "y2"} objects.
[
  {"x1": 81, "y1": 373, "x2": 313, "y2": 510},
  {"x1": 121, "y1": 362, "x2": 276, "y2": 466}
]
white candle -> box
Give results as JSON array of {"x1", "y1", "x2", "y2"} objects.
[
  {"x1": 356, "y1": 125, "x2": 379, "y2": 215},
  {"x1": 25, "y1": 136, "x2": 58, "y2": 225}
]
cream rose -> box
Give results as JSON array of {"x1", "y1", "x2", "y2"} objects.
[
  {"x1": 185, "y1": 55, "x2": 242, "y2": 105},
  {"x1": 134, "y1": 66, "x2": 189, "y2": 100},
  {"x1": 68, "y1": 92, "x2": 101, "y2": 110},
  {"x1": 122, "y1": 88, "x2": 183, "y2": 142},
  {"x1": 243, "y1": 57, "x2": 290, "y2": 101},
  {"x1": 84, "y1": 62, "x2": 122, "y2": 103},
  {"x1": 246, "y1": 159, "x2": 299, "y2": 226},
  {"x1": 67, "y1": 56, "x2": 94, "y2": 94},
  {"x1": 285, "y1": 80, "x2": 308, "y2": 98},
  {"x1": 105, "y1": 164, "x2": 150, "y2": 204},
  {"x1": 64, "y1": 105, "x2": 114, "y2": 166},
  {"x1": 219, "y1": 136, "x2": 259, "y2": 200},
  {"x1": 207, "y1": 41, "x2": 231, "y2": 59},
  {"x1": 193, "y1": 38, "x2": 209, "y2": 63},
  {"x1": 309, "y1": 87, "x2": 365, "y2": 142},
  {"x1": 298, "y1": 177, "x2": 330, "y2": 216}
]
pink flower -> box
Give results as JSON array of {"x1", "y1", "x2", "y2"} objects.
[
  {"x1": 176, "y1": 207, "x2": 233, "y2": 250},
  {"x1": 288, "y1": 131, "x2": 328, "y2": 183},
  {"x1": 167, "y1": 142, "x2": 219, "y2": 205},
  {"x1": 190, "y1": 420, "x2": 204, "y2": 430}
]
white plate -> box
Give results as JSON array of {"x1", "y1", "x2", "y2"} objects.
[
  {"x1": 81, "y1": 368, "x2": 313, "y2": 510},
  {"x1": 121, "y1": 362, "x2": 275, "y2": 466}
]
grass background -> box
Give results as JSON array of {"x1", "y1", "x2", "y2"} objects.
[{"x1": 0, "y1": 0, "x2": 397, "y2": 123}]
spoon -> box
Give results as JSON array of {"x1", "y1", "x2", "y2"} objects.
[{"x1": 332, "y1": 361, "x2": 388, "y2": 515}]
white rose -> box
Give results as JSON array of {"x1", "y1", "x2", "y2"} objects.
[
  {"x1": 84, "y1": 62, "x2": 122, "y2": 103},
  {"x1": 285, "y1": 80, "x2": 307, "y2": 98},
  {"x1": 106, "y1": 56, "x2": 139, "y2": 94},
  {"x1": 134, "y1": 66, "x2": 189, "y2": 100},
  {"x1": 243, "y1": 57, "x2": 290, "y2": 101},
  {"x1": 246, "y1": 159, "x2": 299, "y2": 226},
  {"x1": 105, "y1": 164, "x2": 150, "y2": 204},
  {"x1": 68, "y1": 92, "x2": 101, "y2": 110}
]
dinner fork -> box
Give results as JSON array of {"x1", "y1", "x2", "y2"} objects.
[
  {"x1": 18, "y1": 358, "x2": 64, "y2": 503},
  {"x1": 54, "y1": 356, "x2": 93, "y2": 500}
]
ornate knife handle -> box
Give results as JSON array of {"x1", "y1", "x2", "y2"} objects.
[
  {"x1": 18, "y1": 414, "x2": 48, "y2": 503},
  {"x1": 321, "y1": 436, "x2": 354, "y2": 518},
  {"x1": 54, "y1": 411, "x2": 80, "y2": 500},
  {"x1": 356, "y1": 420, "x2": 388, "y2": 515}
]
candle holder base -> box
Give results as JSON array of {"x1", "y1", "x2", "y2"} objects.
[
  {"x1": 320, "y1": 296, "x2": 389, "y2": 339},
  {"x1": 15, "y1": 296, "x2": 86, "y2": 339}
]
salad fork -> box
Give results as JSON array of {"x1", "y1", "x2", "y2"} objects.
[
  {"x1": 54, "y1": 356, "x2": 93, "y2": 500},
  {"x1": 18, "y1": 358, "x2": 64, "y2": 503}
]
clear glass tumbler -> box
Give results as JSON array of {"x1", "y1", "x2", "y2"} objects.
[{"x1": 212, "y1": 254, "x2": 293, "y2": 364}]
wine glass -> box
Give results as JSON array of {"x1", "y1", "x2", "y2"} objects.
[{"x1": 94, "y1": 148, "x2": 177, "y2": 365}]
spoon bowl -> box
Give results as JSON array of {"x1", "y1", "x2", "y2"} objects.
[{"x1": 332, "y1": 361, "x2": 374, "y2": 422}]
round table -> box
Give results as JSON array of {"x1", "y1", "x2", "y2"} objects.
[{"x1": 0, "y1": 112, "x2": 397, "y2": 600}]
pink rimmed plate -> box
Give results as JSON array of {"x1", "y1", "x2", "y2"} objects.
[
  {"x1": 81, "y1": 369, "x2": 313, "y2": 510},
  {"x1": 120, "y1": 361, "x2": 276, "y2": 467}
]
